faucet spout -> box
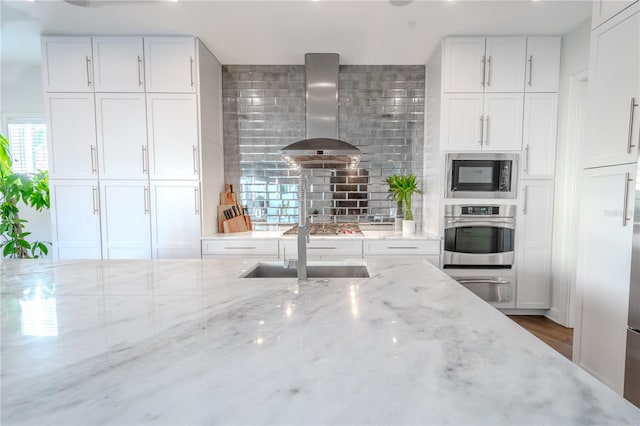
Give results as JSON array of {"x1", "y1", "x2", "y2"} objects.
[{"x1": 297, "y1": 223, "x2": 308, "y2": 281}]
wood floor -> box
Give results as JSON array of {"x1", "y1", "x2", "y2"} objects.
[{"x1": 508, "y1": 315, "x2": 573, "y2": 360}]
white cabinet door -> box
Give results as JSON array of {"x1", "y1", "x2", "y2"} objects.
[
  {"x1": 522, "y1": 93, "x2": 558, "y2": 179},
  {"x1": 279, "y1": 239, "x2": 363, "y2": 260},
  {"x1": 585, "y1": 5, "x2": 640, "y2": 168},
  {"x1": 525, "y1": 37, "x2": 561, "y2": 93},
  {"x1": 201, "y1": 239, "x2": 279, "y2": 258},
  {"x1": 516, "y1": 180, "x2": 554, "y2": 309},
  {"x1": 92, "y1": 36, "x2": 144, "y2": 92},
  {"x1": 441, "y1": 94, "x2": 484, "y2": 151},
  {"x1": 484, "y1": 37, "x2": 526, "y2": 93},
  {"x1": 95, "y1": 93, "x2": 148, "y2": 180},
  {"x1": 45, "y1": 93, "x2": 98, "y2": 179},
  {"x1": 49, "y1": 180, "x2": 102, "y2": 259},
  {"x1": 442, "y1": 37, "x2": 486, "y2": 93},
  {"x1": 150, "y1": 181, "x2": 201, "y2": 259},
  {"x1": 592, "y1": 0, "x2": 638, "y2": 29},
  {"x1": 482, "y1": 93, "x2": 524, "y2": 151},
  {"x1": 41, "y1": 36, "x2": 93, "y2": 93},
  {"x1": 143, "y1": 37, "x2": 196, "y2": 93},
  {"x1": 99, "y1": 181, "x2": 152, "y2": 259},
  {"x1": 147, "y1": 94, "x2": 199, "y2": 180},
  {"x1": 574, "y1": 163, "x2": 636, "y2": 394}
]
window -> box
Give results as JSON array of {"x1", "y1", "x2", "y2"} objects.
[{"x1": 6, "y1": 119, "x2": 47, "y2": 174}]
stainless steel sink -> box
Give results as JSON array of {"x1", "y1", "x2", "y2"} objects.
[{"x1": 242, "y1": 262, "x2": 370, "y2": 279}]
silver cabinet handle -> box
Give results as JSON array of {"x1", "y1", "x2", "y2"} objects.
[
  {"x1": 143, "y1": 186, "x2": 150, "y2": 215},
  {"x1": 522, "y1": 185, "x2": 528, "y2": 214},
  {"x1": 192, "y1": 145, "x2": 199, "y2": 176},
  {"x1": 486, "y1": 56, "x2": 492, "y2": 87},
  {"x1": 142, "y1": 145, "x2": 148, "y2": 174},
  {"x1": 524, "y1": 144, "x2": 530, "y2": 173},
  {"x1": 90, "y1": 145, "x2": 97, "y2": 174},
  {"x1": 527, "y1": 55, "x2": 533, "y2": 86},
  {"x1": 86, "y1": 56, "x2": 92, "y2": 86},
  {"x1": 194, "y1": 186, "x2": 200, "y2": 216},
  {"x1": 478, "y1": 115, "x2": 484, "y2": 145},
  {"x1": 388, "y1": 246, "x2": 418, "y2": 250},
  {"x1": 189, "y1": 56, "x2": 194, "y2": 87},
  {"x1": 483, "y1": 115, "x2": 489, "y2": 145},
  {"x1": 308, "y1": 247, "x2": 337, "y2": 250},
  {"x1": 92, "y1": 186, "x2": 99, "y2": 214},
  {"x1": 480, "y1": 55, "x2": 486, "y2": 87},
  {"x1": 623, "y1": 173, "x2": 633, "y2": 226},
  {"x1": 628, "y1": 97, "x2": 638, "y2": 154},
  {"x1": 137, "y1": 55, "x2": 143, "y2": 86},
  {"x1": 224, "y1": 247, "x2": 256, "y2": 250}
]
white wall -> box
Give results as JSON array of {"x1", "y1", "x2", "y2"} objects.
[{"x1": 548, "y1": 19, "x2": 591, "y2": 326}]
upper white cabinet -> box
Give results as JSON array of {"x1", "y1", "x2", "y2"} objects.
[
  {"x1": 95, "y1": 93, "x2": 148, "y2": 180},
  {"x1": 584, "y1": 5, "x2": 640, "y2": 169},
  {"x1": 45, "y1": 93, "x2": 98, "y2": 179},
  {"x1": 146, "y1": 93, "x2": 199, "y2": 180},
  {"x1": 482, "y1": 93, "x2": 524, "y2": 151},
  {"x1": 525, "y1": 37, "x2": 562, "y2": 93},
  {"x1": 521, "y1": 93, "x2": 559, "y2": 179},
  {"x1": 443, "y1": 37, "x2": 525, "y2": 93},
  {"x1": 441, "y1": 94, "x2": 484, "y2": 150},
  {"x1": 592, "y1": 0, "x2": 638, "y2": 29},
  {"x1": 143, "y1": 37, "x2": 196, "y2": 93},
  {"x1": 42, "y1": 36, "x2": 93, "y2": 93},
  {"x1": 516, "y1": 180, "x2": 554, "y2": 309},
  {"x1": 92, "y1": 37, "x2": 145, "y2": 93}
]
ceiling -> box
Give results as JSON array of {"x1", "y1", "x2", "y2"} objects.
[{"x1": 2, "y1": 0, "x2": 592, "y2": 65}]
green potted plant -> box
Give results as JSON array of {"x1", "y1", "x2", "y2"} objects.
[
  {"x1": 0, "y1": 132, "x2": 50, "y2": 258},
  {"x1": 386, "y1": 173, "x2": 422, "y2": 234},
  {"x1": 385, "y1": 174, "x2": 404, "y2": 231}
]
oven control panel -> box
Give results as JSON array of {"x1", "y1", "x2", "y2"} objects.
[{"x1": 460, "y1": 206, "x2": 500, "y2": 215}]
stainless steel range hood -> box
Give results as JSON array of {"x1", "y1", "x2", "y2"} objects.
[{"x1": 280, "y1": 53, "x2": 361, "y2": 169}]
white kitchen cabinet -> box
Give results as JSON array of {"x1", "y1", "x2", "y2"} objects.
[
  {"x1": 41, "y1": 36, "x2": 93, "y2": 93},
  {"x1": 95, "y1": 93, "x2": 148, "y2": 180},
  {"x1": 441, "y1": 93, "x2": 523, "y2": 151},
  {"x1": 49, "y1": 180, "x2": 102, "y2": 259},
  {"x1": 516, "y1": 180, "x2": 554, "y2": 309},
  {"x1": 143, "y1": 37, "x2": 196, "y2": 93},
  {"x1": 574, "y1": 163, "x2": 636, "y2": 394},
  {"x1": 45, "y1": 93, "x2": 98, "y2": 179},
  {"x1": 202, "y1": 239, "x2": 279, "y2": 258},
  {"x1": 524, "y1": 37, "x2": 561, "y2": 93},
  {"x1": 99, "y1": 181, "x2": 152, "y2": 259},
  {"x1": 584, "y1": 5, "x2": 640, "y2": 169},
  {"x1": 146, "y1": 93, "x2": 199, "y2": 180},
  {"x1": 150, "y1": 181, "x2": 202, "y2": 259},
  {"x1": 279, "y1": 239, "x2": 363, "y2": 260},
  {"x1": 92, "y1": 36, "x2": 144, "y2": 93},
  {"x1": 363, "y1": 239, "x2": 440, "y2": 265},
  {"x1": 592, "y1": 0, "x2": 638, "y2": 29},
  {"x1": 521, "y1": 93, "x2": 558, "y2": 179},
  {"x1": 443, "y1": 36, "x2": 525, "y2": 93}
]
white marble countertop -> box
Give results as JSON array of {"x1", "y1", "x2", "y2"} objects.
[
  {"x1": 202, "y1": 230, "x2": 441, "y2": 240},
  {"x1": 1, "y1": 258, "x2": 638, "y2": 425}
]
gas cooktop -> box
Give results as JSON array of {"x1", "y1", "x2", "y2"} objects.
[{"x1": 283, "y1": 223, "x2": 363, "y2": 236}]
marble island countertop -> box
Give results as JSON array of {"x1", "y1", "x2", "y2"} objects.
[{"x1": 1, "y1": 258, "x2": 638, "y2": 425}]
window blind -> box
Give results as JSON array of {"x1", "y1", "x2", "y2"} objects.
[{"x1": 7, "y1": 122, "x2": 48, "y2": 175}]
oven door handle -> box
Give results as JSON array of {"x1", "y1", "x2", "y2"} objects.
[
  {"x1": 445, "y1": 219, "x2": 515, "y2": 228},
  {"x1": 455, "y1": 278, "x2": 511, "y2": 285}
]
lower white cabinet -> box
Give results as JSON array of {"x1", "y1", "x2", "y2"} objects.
[
  {"x1": 50, "y1": 180, "x2": 102, "y2": 259},
  {"x1": 149, "y1": 181, "x2": 201, "y2": 259},
  {"x1": 516, "y1": 180, "x2": 554, "y2": 309},
  {"x1": 280, "y1": 239, "x2": 363, "y2": 260},
  {"x1": 99, "y1": 181, "x2": 152, "y2": 259},
  {"x1": 574, "y1": 163, "x2": 636, "y2": 394},
  {"x1": 202, "y1": 239, "x2": 279, "y2": 258}
]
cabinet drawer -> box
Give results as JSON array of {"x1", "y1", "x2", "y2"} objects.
[
  {"x1": 280, "y1": 239, "x2": 363, "y2": 259},
  {"x1": 202, "y1": 239, "x2": 278, "y2": 257},
  {"x1": 363, "y1": 240, "x2": 440, "y2": 256}
]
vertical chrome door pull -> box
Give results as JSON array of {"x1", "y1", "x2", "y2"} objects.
[
  {"x1": 90, "y1": 145, "x2": 97, "y2": 174},
  {"x1": 194, "y1": 186, "x2": 200, "y2": 215},
  {"x1": 86, "y1": 56, "x2": 92, "y2": 86},
  {"x1": 628, "y1": 97, "x2": 638, "y2": 153},
  {"x1": 527, "y1": 55, "x2": 533, "y2": 86},
  {"x1": 486, "y1": 56, "x2": 492, "y2": 87},
  {"x1": 483, "y1": 116, "x2": 489, "y2": 145},
  {"x1": 92, "y1": 186, "x2": 99, "y2": 214},
  {"x1": 192, "y1": 146, "x2": 199, "y2": 176},
  {"x1": 142, "y1": 145, "x2": 148, "y2": 175},
  {"x1": 144, "y1": 186, "x2": 150, "y2": 214},
  {"x1": 623, "y1": 173, "x2": 633, "y2": 226},
  {"x1": 137, "y1": 55, "x2": 144, "y2": 86},
  {"x1": 190, "y1": 56, "x2": 195, "y2": 88},
  {"x1": 524, "y1": 144, "x2": 530, "y2": 173},
  {"x1": 480, "y1": 55, "x2": 486, "y2": 87},
  {"x1": 478, "y1": 115, "x2": 484, "y2": 145},
  {"x1": 522, "y1": 186, "x2": 528, "y2": 214}
]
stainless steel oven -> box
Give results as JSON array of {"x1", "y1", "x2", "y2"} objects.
[
  {"x1": 446, "y1": 153, "x2": 518, "y2": 199},
  {"x1": 443, "y1": 205, "x2": 516, "y2": 267}
]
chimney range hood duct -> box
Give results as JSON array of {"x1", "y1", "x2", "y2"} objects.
[{"x1": 280, "y1": 53, "x2": 361, "y2": 169}]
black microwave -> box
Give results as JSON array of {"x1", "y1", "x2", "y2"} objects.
[{"x1": 446, "y1": 153, "x2": 518, "y2": 199}]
